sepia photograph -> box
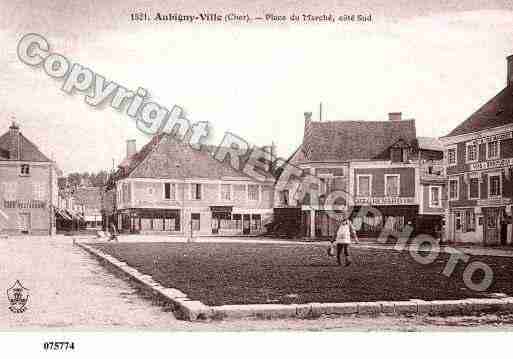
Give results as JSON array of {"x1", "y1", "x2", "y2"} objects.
[{"x1": 1, "y1": 0, "x2": 513, "y2": 356}]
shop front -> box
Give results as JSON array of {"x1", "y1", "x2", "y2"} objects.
[
  {"x1": 210, "y1": 206, "x2": 264, "y2": 235},
  {"x1": 210, "y1": 206, "x2": 233, "y2": 234},
  {"x1": 117, "y1": 208, "x2": 181, "y2": 234},
  {"x1": 449, "y1": 201, "x2": 512, "y2": 245},
  {"x1": 480, "y1": 201, "x2": 512, "y2": 246},
  {"x1": 351, "y1": 204, "x2": 419, "y2": 237}
]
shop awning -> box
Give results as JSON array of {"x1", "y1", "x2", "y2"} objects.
[
  {"x1": 54, "y1": 207, "x2": 72, "y2": 221},
  {"x1": 65, "y1": 209, "x2": 84, "y2": 221}
]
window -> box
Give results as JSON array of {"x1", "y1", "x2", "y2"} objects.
[
  {"x1": 251, "y1": 214, "x2": 262, "y2": 231},
  {"x1": 248, "y1": 184, "x2": 260, "y2": 201},
  {"x1": 469, "y1": 177, "x2": 480, "y2": 199},
  {"x1": 20, "y1": 164, "x2": 30, "y2": 176},
  {"x1": 449, "y1": 178, "x2": 459, "y2": 200},
  {"x1": 319, "y1": 178, "x2": 328, "y2": 194},
  {"x1": 191, "y1": 183, "x2": 202, "y2": 200},
  {"x1": 447, "y1": 148, "x2": 457, "y2": 166},
  {"x1": 489, "y1": 174, "x2": 501, "y2": 197},
  {"x1": 455, "y1": 209, "x2": 476, "y2": 232},
  {"x1": 33, "y1": 182, "x2": 46, "y2": 201},
  {"x1": 465, "y1": 210, "x2": 476, "y2": 232},
  {"x1": 220, "y1": 184, "x2": 231, "y2": 201},
  {"x1": 191, "y1": 213, "x2": 200, "y2": 231},
  {"x1": 232, "y1": 214, "x2": 242, "y2": 230},
  {"x1": 429, "y1": 186, "x2": 441, "y2": 207},
  {"x1": 357, "y1": 175, "x2": 371, "y2": 197},
  {"x1": 2, "y1": 182, "x2": 17, "y2": 201},
  {"x1": 385, "y1": 174, "x2": 400, "y2": 197},
  {"x1": 487, "y1": 214, "x2": 496, "y2": 229},
  {"x1": 164, "y1": 218, "x2": 176, "y2": 231},
  {"x1": 455, "y1": 212, "x2": 462, "y2": 231},
  {"x1": 164, "y1": 183, "x2": 176, "y2": 200},
  {"x1": 466, "y1": 144, "x2": 478, "y2": 163},
  {"x1": 487, "y1": 141, "x2": 499, "y2": 159}
]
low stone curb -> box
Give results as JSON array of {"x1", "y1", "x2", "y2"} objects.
[
  {"x1": 78, "y1": 242, "x2": 513, "y2": 322},
  {"x1": 77, "y1": 243, "x2": 211, "y2": 321}
]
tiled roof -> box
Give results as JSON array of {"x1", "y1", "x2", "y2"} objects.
[
  {"x1": 301, "y1": 119, "x2": 417, "y2": 162},
  {"x1": 114, "y1": 134, "x2": 274, "y2": 183},
  {"x1": 445, "y1": 86, "x2": 513, "y2": 137},
  {"x1": 0, "y1": 130, "x2": 51, "y2": 162}
]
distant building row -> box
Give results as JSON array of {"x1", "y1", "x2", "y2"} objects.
[{"x1": 1, "y1": 56, "x2": 512, "y2": 245}]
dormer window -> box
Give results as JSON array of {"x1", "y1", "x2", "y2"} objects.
[
  {"x1": 390, "y1": 139, "x2": 410, "y2": 163},
  {"x1": 391, "y1": 147, "x2": 408, "y2": 163},
  {"x1": 20, "y1": 164, "x2": 30, "y2": 176}
]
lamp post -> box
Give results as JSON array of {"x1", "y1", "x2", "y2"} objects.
[{"x1": 175, "y1": 163, "x2": 190, "y2": 243}]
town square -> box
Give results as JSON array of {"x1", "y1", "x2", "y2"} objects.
[
  {"x1": 2, "y1": 1, "x2": 513, "y2": 357},
  {"x1": 1, "y1": 52, "x2": 513, "y2": 328}
]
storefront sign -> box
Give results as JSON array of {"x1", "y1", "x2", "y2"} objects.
[
  {"x1": 3, "y1": 200, "x2": 46, "y2": 209},
  {"x1": 468, "y1": 131, "x2": 513, "y2": 146},
  {"x1": 210, "y1": 206, "x2": 233, "y2": 213},
  {"x1": 477, "y1": 198, "x2": 512, "y2": 207},
  {"x1": 469, "y1": 158, "x2": 513, "y2": 171},
  {"x1": 354, "y1": 197, "x2": 416, "y2": 205}
]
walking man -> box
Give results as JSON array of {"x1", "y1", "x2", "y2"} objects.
[{"x1": 332, "y1": 213, "x2": 359, "y2": 266}]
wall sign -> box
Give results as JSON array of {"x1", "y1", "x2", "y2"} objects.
[
  {"x1": 354, "y1": 197, "x2": 416, "y2": 205},
  {"x1": 2, "y1": 200, "x2": 46, "y2": 209},
  {"x1": 469, "y1": 158, "x2": 513, "y2": 171},
  {"x1": 468, "y1": 131, "x2": 513, "y2": 146}
]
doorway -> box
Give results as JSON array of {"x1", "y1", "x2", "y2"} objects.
[
  {"x1": 243, "y1": 214, "x2": 250, "y2": 235},
  {"x1": 483, "y1": 207, "x2": 500, "y2": 245},
  {"x1": 19, "y1": 213, "x2": 30, "y2": 234},
  {"x1": 500, "y1": 217, "x2": 508, "y2": 245}
]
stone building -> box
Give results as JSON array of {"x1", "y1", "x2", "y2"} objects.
[
  {"x1": 104, "y1": 134, "x2": 275, "y2": 236},
  {"x1": 0, "y1": 122, "x2": 60, "y2": 235},
  {"x1": 441, "y1": 55, "x2": 513, "y2": 245}
]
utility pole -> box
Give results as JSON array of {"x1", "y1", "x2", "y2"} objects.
[{"x1": 319, "y1": 102, "x2": 322, "y2": 122}]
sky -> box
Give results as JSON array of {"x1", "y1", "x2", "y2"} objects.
[{"x1": 1, "y1": 0, "x2": 513, "y2": 174}]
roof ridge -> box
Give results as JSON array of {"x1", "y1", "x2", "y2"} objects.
[
  {"x1": 125, "y1": 133, "x2": 165, "y2": 178},
  {"x1": 0, "y1": 129, "x2": 52, "y2": 162},
  {"x1": 446, "y1": 86, "x2": 513, "y2": 137},
  {"x1": 311, "y1": 119, "x2": 416, "y2": 124}
]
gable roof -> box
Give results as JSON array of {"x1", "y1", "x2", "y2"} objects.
[
  {"x1": 301, "y1": 119, "x2": 417, "y2": 162},
  {"x1": 445, "y1": 86, "x2": 513, "y2": 137},
  {"x1": 113, "y1": 134, "x2": 275, "y2": 183},
  {"x1": 0, "y1": 130, "x2": 51, "y2": 162}
]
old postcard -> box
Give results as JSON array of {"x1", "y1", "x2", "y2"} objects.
[{"x1": 1, "y1": 0, "x2": 513, "y2": 356}]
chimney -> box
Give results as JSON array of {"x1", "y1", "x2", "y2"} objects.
[
  {"x1": 126, "y1": 139, "x2": 136, "y2": 158},
  {"x1": 388, "y1": 112, "x2": 402, "y2": 121},
  {"x1": 8, "y1": 122, "x2": 20, "y2": 160},
  {"x1": 507, "y1": 55, "x2": 513, "y2": 87}
]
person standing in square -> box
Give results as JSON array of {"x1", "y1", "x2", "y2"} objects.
[{"x1": 332, "y1": 213, "x2": 358, "y2": 266}]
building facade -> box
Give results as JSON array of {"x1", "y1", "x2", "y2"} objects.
[
  {"x1": 104, "y1": 134, "x2": 275, "y2": 236},
  {"x1": 441, "y1": 56, "x2": 513, "y2": 245},
  {"x1": 275, "y1": 112, "x2": 446, "y2": 238},
  {"x1": 0, "y1": 122, "x2": 60, "y2": 235}
]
